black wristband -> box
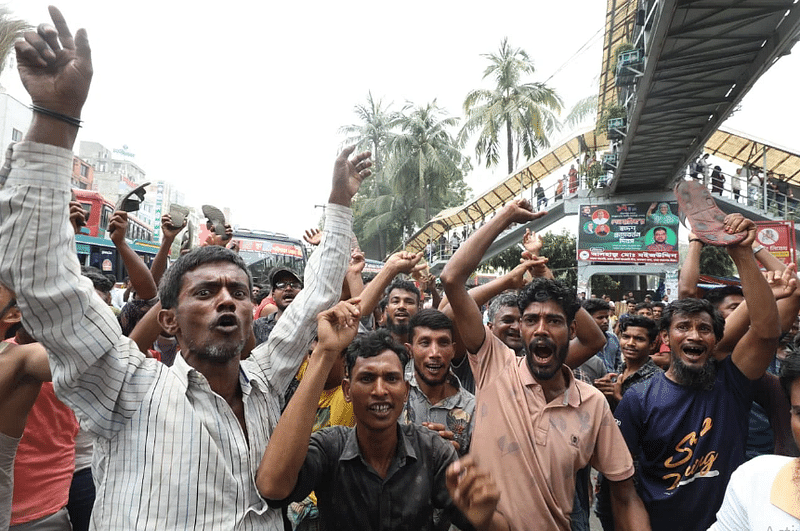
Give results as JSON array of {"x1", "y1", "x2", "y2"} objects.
[
  {"x1": 688, "y1": 238, "x2": 706, "y2": 246},
  {"x1": 30, "y1": 105, "x2": 83, "y2": 128}
]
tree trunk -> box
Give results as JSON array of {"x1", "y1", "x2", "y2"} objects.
[
  {"x1": 506, "y1": 119, "x2": 514, "y2": 175},
  {"x1": 372, "y1": 142, "x2": 386, "y2": 258}
]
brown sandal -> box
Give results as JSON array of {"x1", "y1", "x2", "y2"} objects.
[{"x1": 674, "y1": 180, "x2": 745, "y2": 246}]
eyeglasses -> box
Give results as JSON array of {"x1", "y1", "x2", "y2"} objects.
[{"x1": 274, "y1": 281, "x2": 302, "y2": 290}]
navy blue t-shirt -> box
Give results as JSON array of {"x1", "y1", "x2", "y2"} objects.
[{"x1": 614, "y1": 357, "x2": 753, "y2": 531}]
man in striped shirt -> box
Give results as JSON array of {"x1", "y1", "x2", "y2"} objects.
[{"x1": 1, "y1": 8, "x2": 371, "y2": 529}]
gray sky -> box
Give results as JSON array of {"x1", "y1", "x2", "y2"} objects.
[{"x1": 3, "y1": 1, "x2": 797, "y2": 238}]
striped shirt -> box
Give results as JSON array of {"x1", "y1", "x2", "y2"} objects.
[{"x1": 0, "y1": 142, "x2": 352, "y2": 530}]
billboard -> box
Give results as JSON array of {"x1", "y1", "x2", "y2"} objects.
[
  {"x1": 576, "y1": 201, "x2": 680, "y2": 264},
  {"x1": 754, "y1": 221, "x2": 796, "y2": 267}
]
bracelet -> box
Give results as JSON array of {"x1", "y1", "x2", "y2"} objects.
[
  {"x1": 30, "y1": 104, "x2": 83, "y2": 128},
  {"x1": 752, "y1": 245, "x2": 764, "y2": 254},
  {"x1": 688, "y1": 238, "x2": 706, "y2": 246}
]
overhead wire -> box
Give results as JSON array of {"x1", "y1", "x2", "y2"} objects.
[{"x1": 542, "y1": 25, "x2": 605, "y2": 85}]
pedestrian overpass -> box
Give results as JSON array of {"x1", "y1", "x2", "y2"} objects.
[{"x1": 398, "y1": 0, "x2": 800, "y2": 286}]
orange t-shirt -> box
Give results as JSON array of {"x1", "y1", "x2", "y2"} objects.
[
  {"x1": 11, "y1": 382, "x2": 79, "y2": 524},
  {"x1": 253, "y1": 296, "x2": 276, "y2": 319}
]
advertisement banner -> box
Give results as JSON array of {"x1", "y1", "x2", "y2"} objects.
[
  {"x1": 754, "y1": 221, "x2": 796, "y2": 267},
  {"x1": 576, "y1": 201, "x2": 680, "y2": 264},
  {"x1": 237, "y1": 239, "x2": 303, "y2": 257}
]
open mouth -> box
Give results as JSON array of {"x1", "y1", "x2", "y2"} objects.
[
  {"x1": 425, "y1": 362, "x2": 444, "y2": 375},
  {"x1": 681, "y1": 344, "x2": 706, "y2": 362},
  {"x1": 530, "y1": 340, "x2": 555, "y2": 363},
  {"x1": 214, "y1": 314, "x2": 239, "y2": 333},
  {"x1": 282, "y1": 294, "x2": 295, "y2": 304},
  {"x1": 393, "y1": 311, "x2": 409, "y2": 322}
]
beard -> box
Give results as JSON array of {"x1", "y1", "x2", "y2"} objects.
[
  {"x1": 671, "y1": 353, "x2": 717, "y2": 390},
  {"x1": 526, "y1": 338, "x2": 569, "y2": 381},
  {"x1": 192, "y1": 341, "x2": 245, "y2": 364},
  {"x1": 414, "y1": 362, "x2": 449, "y2": 387},
  {"x1": 385, "y1": 317, "x2": 410, "y2": 338}
]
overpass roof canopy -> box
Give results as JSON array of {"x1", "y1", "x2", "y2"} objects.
[
  {"x1": 400, "y1": 127, "x2": 607, "y2": 254},
  {"x1": 706, "y1": 126, "x2": 800, "y2": 182}
]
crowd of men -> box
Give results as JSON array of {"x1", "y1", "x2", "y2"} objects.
[{"x1": 3, "y1": 7, "x2": 800, "y2": 531}]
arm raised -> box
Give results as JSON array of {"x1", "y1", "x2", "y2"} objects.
[
  {"x1": 725, "y1": 215, "x2": 781, "y2": 379},
  {"x1": 109, "y1": 211, "x2": 158, "y2": 301},
  {"x1": 441, "y1": 200, "x2": 545, "y2": 354},
  {"x1": 256, "y1": 300, "x2": 360, "y2": 500}
]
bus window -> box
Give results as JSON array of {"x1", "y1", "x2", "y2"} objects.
[
  {"x1": 79, "y1": 202, "x2": 92, "y2": 220},
  {"x1": 100, "y1": 205, "x2": 112, "y2": 232}
]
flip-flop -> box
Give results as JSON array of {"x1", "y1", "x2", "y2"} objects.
[
  {"x1": 115, "y1": 182, "x2": 150, "y2": 213},
  {"x1": 674, "y1": 180, "x2": 745, "y2": 246},
  {"x1": 181, "y1": 223, "x2": 194, "y2": 252},
  {"x1": 202, "y1": 204, "x2": 230, "y2": 241},
  {"x1": 169, "y1": 204, "x2": 189, "y2": 228}
]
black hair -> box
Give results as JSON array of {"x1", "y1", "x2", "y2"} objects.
[
  {"x1": 159, "y1": 246, "x2": 251, "y2": 309},
  {"x1": 652, "y1": 301, "x2": 665, "y2": 309},
  {"x1": 779, "y1": 344, "x2": 800, "y2": 402},
  {"x1": 660, "y1": 298, "x2": 724, "y2": 341},
  {"x1": 618, "y1": 314, "x2": 658, "y2": 342},
  {"x1": 582, "y1": 298, "x2": 610, "y2": 316},
  {"x1": 81, "y1": 268, "x2": 113, "y2": 293},
  {"x1": 385, "y1": 278, "x2": 421, "y2": 305},
  {"x1": 703, "y1": 285, "x2": 744, "y2": 309},
  {"x1": 517, "y1": 277, "x2": 579, "y2": 324},
  {"x1": 653, "y1": 226, "x2": 667, "y2": 234},
  {"x1": 487, "y1": 292, "x2": 519, "y2": 321},
  {"x1": 344, "y1": 329, "x2": 409, "y2": 378},
  {"x1": 634, "y1": 301, "x2": 652, "y2": 312},
  {"x1": 408, "y1": 309, "x2": 453, "y2": 344},
  {"x1": 254, "y1": 288, "x2": 271, "y2": 305}
]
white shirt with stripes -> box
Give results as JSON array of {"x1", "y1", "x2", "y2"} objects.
[{"x1": 0, "y1": 141, "x2": 352, "y2": 530}]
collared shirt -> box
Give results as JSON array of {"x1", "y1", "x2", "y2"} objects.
[
  {"x1": 469, "y1": 329, "x2": 634, "y2": 531},
  {"x1": 403, "y1": 371, "x2": 475, "y2": 455},
  {"x1": 597, "y1": 331, "x2": 621, "y2": 373},
  {"x1": 253, "y1": 311, "x2": 278, "y2": 346},
  {"x1": 619, "y1": 359, "x2": 662, "y2": 395},
  {"x1": 270, "y1": 423, "x2": 473, "y2": 531},
  {"x1": 0, "y1": 142, "x2": 352, "y2": 531}
]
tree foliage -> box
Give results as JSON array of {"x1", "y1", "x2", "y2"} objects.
[
  {"x1": 591, "y1": 274, "x2": 620, "y2": 294},
  {"x1": 485, "y1": 229, "x2": 578, "y2": 290},
  {"x1": 0, "y1": 7, "x2": 29, "y2": 79},
  {"x1": 541, "y1": 229, "x2": 578, "y2": 290},
  {"x1": 339, "y1": 93, "x2": 398, "y2": 257},
  {"x1": 459, "y1": 38, "x2": 562, "y2": 175},
  {"x1": 699, "y1": 245, "x2": 736, "y2": 277},
  {"x1": 346, "y1": 98, "x2": 470, "y2": 258}
]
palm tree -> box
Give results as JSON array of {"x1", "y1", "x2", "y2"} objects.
[
  {"x1": 459, "y1": 38, "x2": 562, "y2": 175},
  {"x1": 338, "y1": 92, "x2": 397, "y2": 180},
  {"x1": 339, "y1": 93, "x2": 399, "y2": 257},
  {"x1": 387, "y1": 101, "x2": 470, "y2": 222},
  {"x1": 0, "y1": 7, "x2": 29, "y2": 83},
  {"x1": 357, "y1": 101, "x2": 470, "y2": 253}
]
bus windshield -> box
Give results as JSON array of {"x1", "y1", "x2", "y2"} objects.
[{"x1": 234, "y1": 232, "x2": 307, "y2": 286}]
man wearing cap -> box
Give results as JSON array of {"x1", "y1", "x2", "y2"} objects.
[{"x1": 254, "y1": 268, "x2": 303, "y2": 346}]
